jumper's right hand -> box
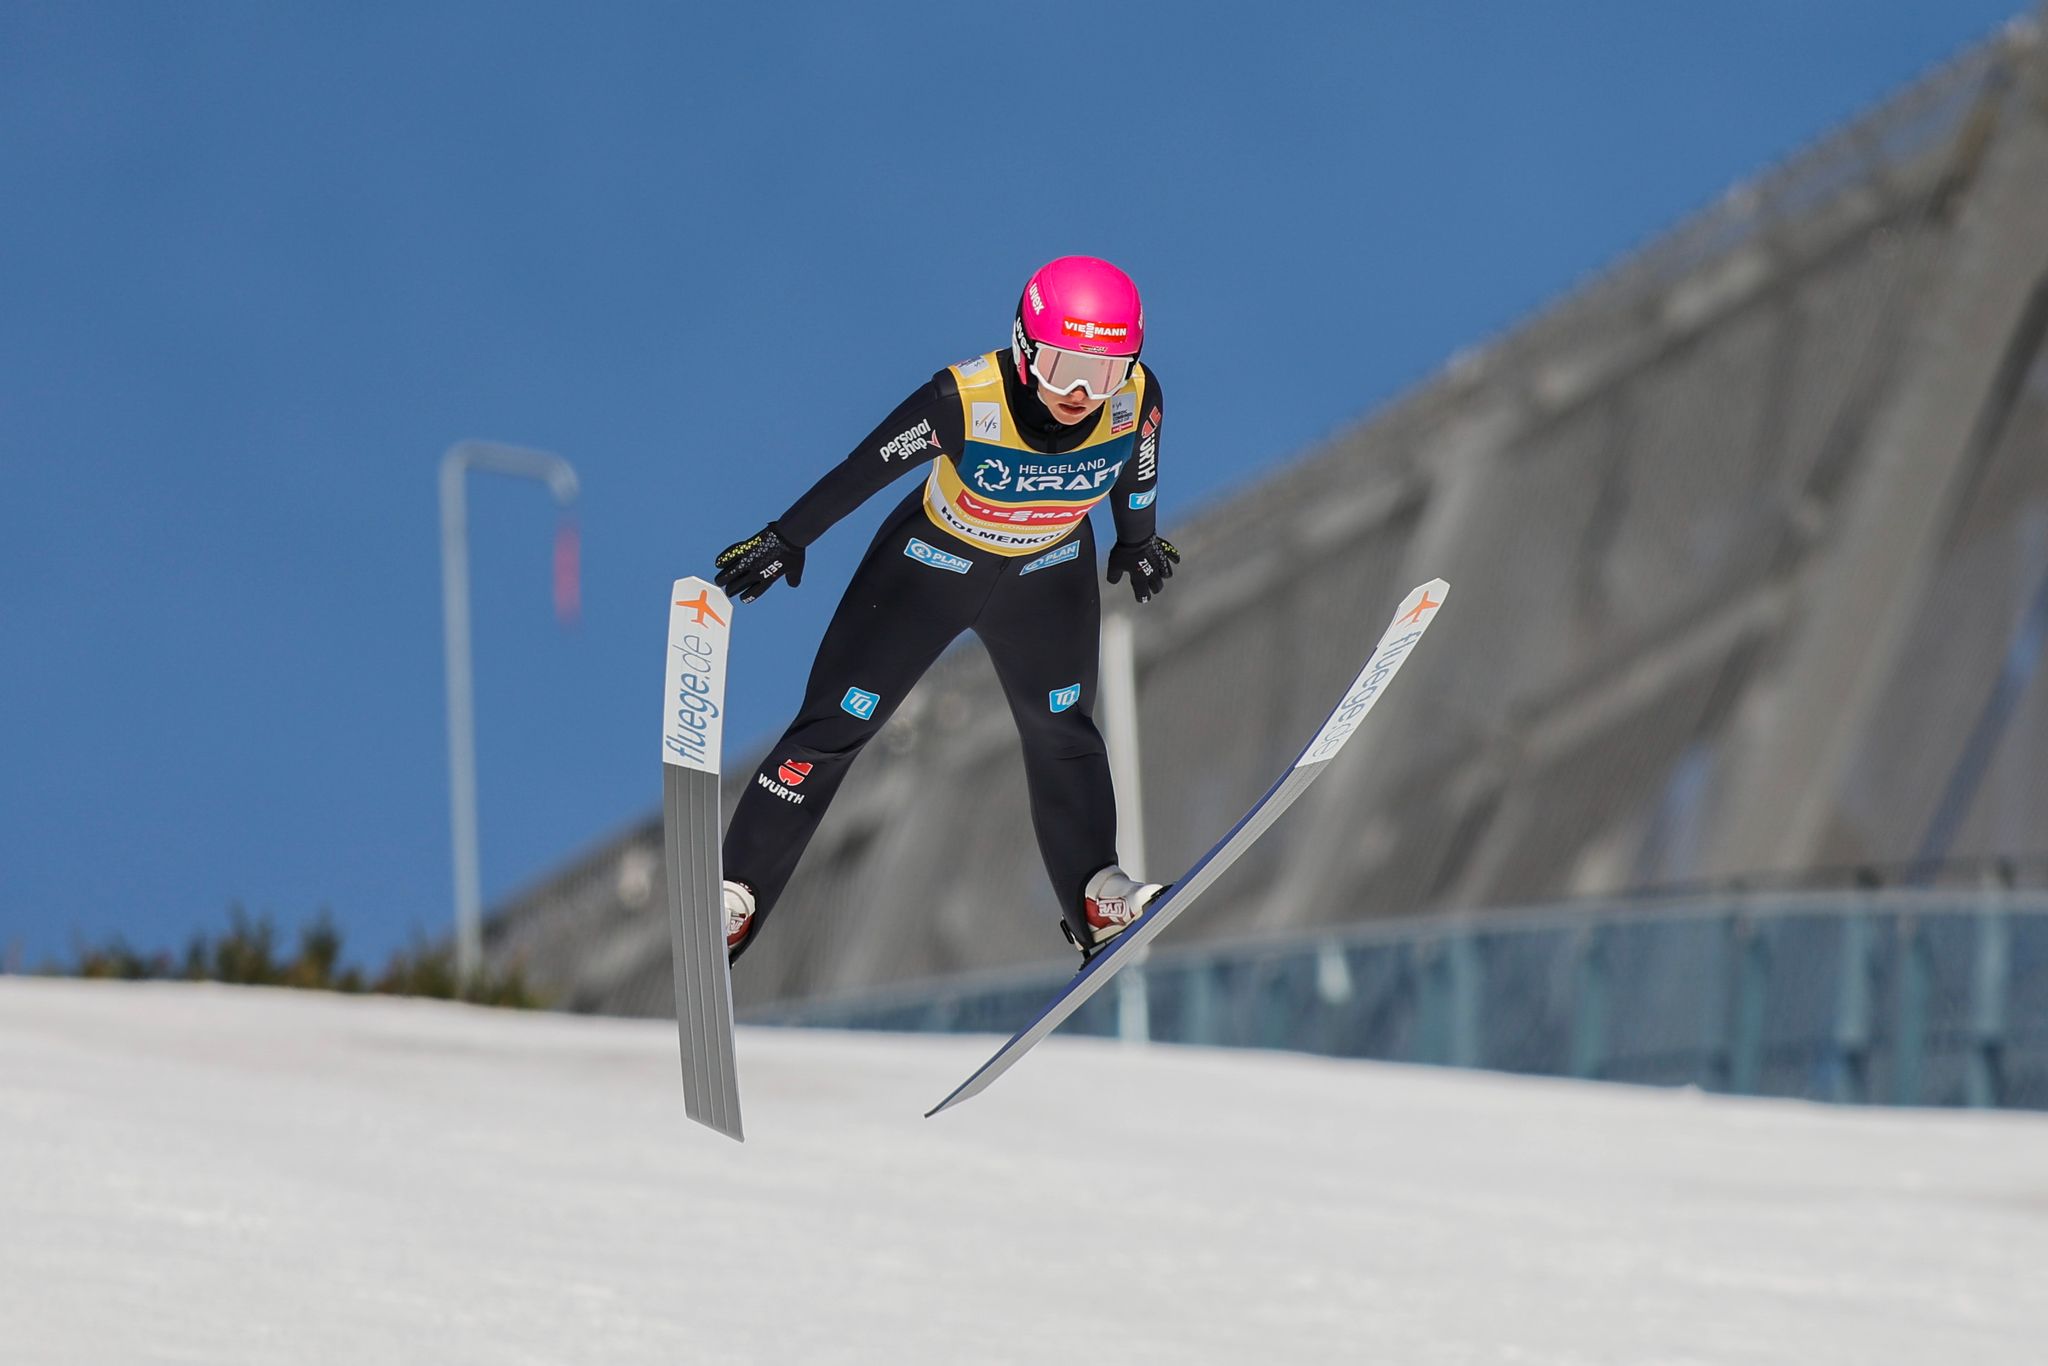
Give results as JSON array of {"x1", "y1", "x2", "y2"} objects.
[{"x1": 714, "y1": 524, "x2": 805, "y2": 603}]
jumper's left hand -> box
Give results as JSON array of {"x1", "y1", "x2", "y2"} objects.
[{"x1": 1106, "y1": 535, "x2": 1180, "y2": 604}]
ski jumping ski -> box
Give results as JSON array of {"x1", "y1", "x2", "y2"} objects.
[
  {"x1": 926, "y1": 578, "x2": 1450, "y2": 1118},
  {"x1": 661, "y1": 577, "x2": 744, "y2": 1141}
]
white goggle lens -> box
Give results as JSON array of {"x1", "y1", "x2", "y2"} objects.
[{"x1": 1029, "y1": 346, "x2": 1132, "y2": 401}]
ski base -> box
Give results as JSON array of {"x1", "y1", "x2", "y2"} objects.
[{"x1": 662, "y1": 577, "x2": 744, "y2": 1142}]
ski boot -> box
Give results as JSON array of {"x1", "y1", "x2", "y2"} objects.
[
  {"x1": 1061, "y1": 865, "x2": 1165, "y2": 964},
  {"x1": 723, "y1": 880, "x2": 757, "y2": 954}
]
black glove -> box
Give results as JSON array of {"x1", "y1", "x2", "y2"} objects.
[
  {"x1": 713, "y1": 524, "x2": 805, "y2": 604},
  {"x1": 1106, "y1": 535, "x2": 1180, "y2": 604}
]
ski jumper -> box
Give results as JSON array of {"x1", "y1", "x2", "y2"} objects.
[{"x1": 721, "y1": 348, "x2": 1165, "y2": 950}]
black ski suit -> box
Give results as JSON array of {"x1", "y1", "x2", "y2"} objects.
[{"x1": 722, "y1": 346, "x2": 1164, "y2": 954}]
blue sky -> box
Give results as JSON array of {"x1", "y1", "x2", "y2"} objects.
[{"x1": 1, "y1": 1, "x2": 2027, "y2": 969}]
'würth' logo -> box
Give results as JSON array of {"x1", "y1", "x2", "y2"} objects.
[{"x1": 777, "y1": 760, "x2": 812, "y2": 787}]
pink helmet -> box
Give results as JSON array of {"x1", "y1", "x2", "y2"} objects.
[{"x1": 1012, "y1": 256, "x2": 1144, "y2": 395}]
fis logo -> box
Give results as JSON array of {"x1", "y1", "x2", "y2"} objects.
[
  {"x1": 1061, "y1": 317, "x2": 1127, "y2": 343},
  {"x1": 905, "y1": 537, "x2": 972, "y2": 574},
  {"x1": 841, "y1": 687, "x2": 881, "y2": 721},
  {"x1": 1128, "y1": 489, "x2": 1156, "y2": 510},
  {"x1": 879, "y1": 419, "x2": 941, "y2": 463},
  {"x1": 1048, "y1": 684, "x2": 1082, "y2": 714},
  {"x1": 971, "y1": 402, "x2": 1002, "y2": 441},
  {"x1": 1019, "y1": 542, "x2": 1081, "y2": 575}
]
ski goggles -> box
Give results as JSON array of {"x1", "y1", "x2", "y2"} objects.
[{"x1": 1026, "y1": 342, "x2": 1135, "y2": 401}]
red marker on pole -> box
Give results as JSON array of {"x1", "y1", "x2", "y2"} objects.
[{"x1": 554, "y1": 516, "x2": 581, "y2": 627}]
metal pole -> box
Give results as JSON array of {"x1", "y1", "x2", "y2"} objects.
[
  {"x1": 439, "y1": 440, "x2": 580, "y2": 986},
  {"x1": 1967, "y1": 881, "x2": 2011, "y2": 1109},
  {"x1": 1416, "y1": 938, "x2": 1447, "y2": 1065},
  {"x1": 1893, "y1": 913, "x2": 1931, "y2": 1105},
  {"x1": 1729, "y1": 917, "x2": 1769, "y2": 1097},
  {"x1": 1447, "y1": 929, "x2": 1483, "y2": 1070},
  {"x1": 1569, "y1": 923, "x2": 1608, "y2": 1081},
  {"x1": 1099, "y1": 610, "x2": 1150, "y2": 1043},
  {"x1": 1832, "y1": 910, "x2": 1874, "y2": 1102}
]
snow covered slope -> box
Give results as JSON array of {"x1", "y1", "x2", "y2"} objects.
[{"x1": 3, "y1": 979, "x2": 2043, "y2": 1365}]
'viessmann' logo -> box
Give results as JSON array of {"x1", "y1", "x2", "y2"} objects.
[
  {"x1": 1062, "y1": 317, "x2": 1128, "y2": 342},
  {"x1": 955, "y1": 488, "x2": 1089, "y2": 526},
  {"x1": 929, "y1": 497, "x2": 1067, "y2": 551}
]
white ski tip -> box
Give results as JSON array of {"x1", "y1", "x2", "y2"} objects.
[
  {"x1": 1295, "y1": 578, "x2": 1448, "y2": 770},
  {"x1": 662, "y1": 577, "x2": 733, "y2": 774},
  {"x1": 1407, "y1": 578, "x2": 1449, "y2": 617}
]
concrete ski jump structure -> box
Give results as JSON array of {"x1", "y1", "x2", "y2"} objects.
[
  {"x1": 493, "y1": 13, "x2": 2048, "y2": 1020},
  {"x1": 5, "y1": 979, "x2": 2043, "y2": 1364}
]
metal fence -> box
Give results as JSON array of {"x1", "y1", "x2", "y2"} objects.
[{"x1": 748, "y1": 889, "x2": 2048, "y2": 1111}]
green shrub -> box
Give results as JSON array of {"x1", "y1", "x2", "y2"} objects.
[{"x1": 54, "y1": 906, "x2": 541, "y2": 1009}]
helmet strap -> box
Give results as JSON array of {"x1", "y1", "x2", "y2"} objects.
[{"x1": 1011, "y1": 313, "x2": 1036, "y2": 389}]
